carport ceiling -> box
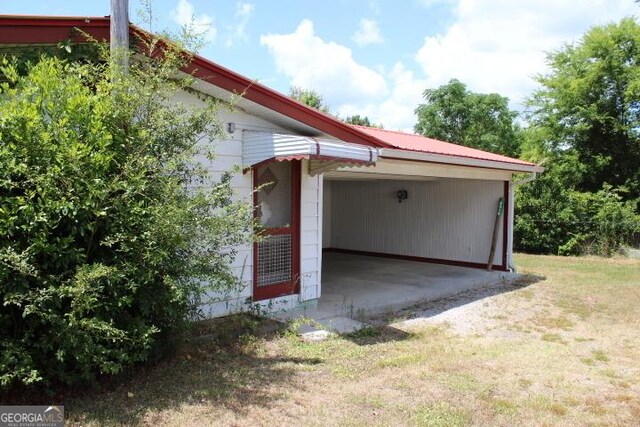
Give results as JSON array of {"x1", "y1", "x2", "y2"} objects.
[{"x1": 324, "y1": 172, "x2": 440, "y2": 181}]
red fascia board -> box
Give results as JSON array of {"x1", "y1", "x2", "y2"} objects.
[
  {"x1": 0, "y1": 16, "x2": 109, "y2": 44},
  {"x1": 181, "y1": 54, "x2": 391, "y2": 149},
  {"x1": 0, "y1": 15, "x2": 391, "y2": 149},
  {"x1": 0, "y1": 15, "x2": 109, "y2": 26}
]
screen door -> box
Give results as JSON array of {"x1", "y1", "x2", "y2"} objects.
[{"x1": 253, "y1": 161, "x2": 300, "y2": 300}]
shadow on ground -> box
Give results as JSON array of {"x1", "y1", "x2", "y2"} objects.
[
  {"x1": 5, "y1": 275, "x2": 545, "y2": 424},
  {"x1": 47, "y1": 316, "x2": 313, "y2": 425}
]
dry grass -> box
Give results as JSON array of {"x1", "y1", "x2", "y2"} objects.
[{"x1": 59, "y1": 254, "x2": 639, "y2": 426}]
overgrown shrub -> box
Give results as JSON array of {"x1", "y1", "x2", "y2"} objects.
[
  {"x1": 0, "y1": 48, "x2": 253, "y2": 390},
  {"x1": 515, "y1": 158, "x2": 640, "y2": 255}
]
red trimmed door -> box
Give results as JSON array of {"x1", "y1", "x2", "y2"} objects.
[{"x1": 253, "y1": 161, "x2": 301, "y2": 301}]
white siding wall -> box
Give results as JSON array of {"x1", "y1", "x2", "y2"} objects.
[
  {"x1": 329, "y1": 179, "x2": 505, "y2": 266},
  {"x1": 322, "y1": 179, "x2": 332, "y2": 248},
  {"x1": 507, "y1": 181, "x2": 515, "y2": 269},
  {"x1": 173, "y1": 90, "x2": 320, "y2": 317},
  {"x1": 300, "y1": 160, "x2": 322, "y2": 301}
]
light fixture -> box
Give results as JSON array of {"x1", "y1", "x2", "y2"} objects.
[
  {"x1": 397, "y1": 190, "x2": 408, "y2": 203},
  {"x1": 227, "y1": 122, "x2": 236, "y2": 134}
]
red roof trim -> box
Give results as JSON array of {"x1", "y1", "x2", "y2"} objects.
[
  {"x1": 0, "y1": 15, "x2": 110, "y2": 26},
  {"x1": 182, "y1": 53, "x2": 390, "y2": 148},
  {"x1": 0, "y1": 15, "x2": 110, "y2": 44}
]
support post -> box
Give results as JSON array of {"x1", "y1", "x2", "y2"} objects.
[{"x1": 110, "y1": 0, "x2": 129, "y2": 71}]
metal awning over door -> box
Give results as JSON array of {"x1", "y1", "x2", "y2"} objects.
[{"x1": 242, "y1": 131, "x2": 378, "y2": 175}]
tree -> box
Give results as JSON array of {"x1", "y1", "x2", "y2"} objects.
[
  {"x1": 528, "y1": 17, "x2": 640, "y2": 199},
  {"x1": 289, "y1": 86, "x2": 331, "y2": 114},
  {"x1": 514, "y1": 134, "x2": 640, "y2": 256},
  {"x1": 344, "y1": 114, "x2": 383, "y2": 128},
  {"x1": 0, "y1": 44, "x2": 253, "y2": 390},
  {"x1": 414, "y1": 79, "x2": 522, "y2": 157},
  {"x1": 514, "y1": 154, "x2": 640, "y2": 255}
]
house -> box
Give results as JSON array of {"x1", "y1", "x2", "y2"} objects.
[{"x1": 0, "y1": 15, "x2": 543, "y2": 318}]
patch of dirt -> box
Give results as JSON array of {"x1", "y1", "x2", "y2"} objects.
[{"x1": 368, "y1": 275, "x2": 543, "y2": 337}]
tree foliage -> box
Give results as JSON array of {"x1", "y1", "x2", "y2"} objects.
[
  {"x1": 344, "y1": 114, "x2": 383, "y2": 128},
  {"x1": 414, "y1": 79, "x2": 521, "y2": 157},
  {"x1": 289, "y1": 86, "x2": 331, "y2": 114},
  {"x1": 515, "y1": 151, "x2": 639, "y2": 255},
  {"x1": 515, "y1": 17, "x2": 640, "y2": 255},
  {"x1": 0, "y1": 47, "x2": 253, "y2": 390},
  {"x1": 527, "y1": 17, "x2": 640, "y2": 199}
]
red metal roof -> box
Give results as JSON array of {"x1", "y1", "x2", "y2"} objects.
[{"x1": 352, "y1": 125, "x2": 536, "y2": 167}]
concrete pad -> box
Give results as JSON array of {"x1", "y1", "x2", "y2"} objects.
[
  {"x1": 300, "y1": 330, "x2": 334, "y2": 342},
  {"x1": 316, "y1": 316, "x2": 367, "y2": 334},
  {"x1": 273, "y1": 308, "x2": 369, "y2": 335},
  {"x1": 320, "y1": 252, "x2": 518, "y2": 317},
  {"x1": 273, "y1": 253, "x2": 517, "y2": 336}
]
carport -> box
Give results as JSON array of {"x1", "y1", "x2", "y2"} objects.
[{"x1": 313, "y1": 126, "x2": 542, "y2": 324}]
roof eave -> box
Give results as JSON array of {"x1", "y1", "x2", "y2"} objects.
[{"x1": 380, "y1": 148, "x2": 544, "y2": 173}]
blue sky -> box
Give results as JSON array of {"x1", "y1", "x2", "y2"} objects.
[{"x1": 1, "y1": 0, "x2": 638, "y2": 130}]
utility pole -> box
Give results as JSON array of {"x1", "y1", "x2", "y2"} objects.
[{"x1": 110, "y1": 0, "x2": 129, "y2": 71}]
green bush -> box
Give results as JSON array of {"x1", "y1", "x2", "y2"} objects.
[
  {"x1": 515, "y1": 157, "x2": 640, "y2": 255},
  {"x1": 557, "y1": 188, "x2": 640, "y2": 255},
  {"x1": 0, "y1": 52, "x2": 253, "y2": 390}
]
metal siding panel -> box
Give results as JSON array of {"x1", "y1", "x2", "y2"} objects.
[
  {"x1": 322, "y1": 180, "x2": 332, "y2": 248},
  {"x1": 301, "y1": 243, "x2": 319, "y2": 260},
  {"x1": 214, "y1": 140, "x2": 243, "y2": 157},
  {"x1": 301, "y1": 271, "x2": 318, "y2": 287},
  {"x1": 299, "y1": 166, "x2": 321, "y2": 301},
  {"x1": 301, "y1": 201, "x2": 318, "y2": 218},
  {"x1": 301, "y1": 258, "x2": 317, "y2": 273},
  {"x1": 329, "y1": 179, "x2": 504, "y2": 265},
  {"x1": 301, "y1": 213, "x2": 319, "y2": 231},
  {"x1": 302, "y1": 284, "x2": 318, "y2": 300},
  {"x1": 317, "y1": 175, "x2": 323, "y2": 298},
  {"x1": 302, "y1": 230, "x2": 319, "y2": 245}
]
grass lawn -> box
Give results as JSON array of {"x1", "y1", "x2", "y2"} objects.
[{"x1": 64, "y1": 254, "x2": 639, "y2": 426}]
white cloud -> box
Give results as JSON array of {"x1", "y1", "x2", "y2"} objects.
[
  {"x1": 415, "y1": 0, "x2": 639, "y2": 107},
  {"x1": 259, "y1": 1, "x2": 639, "y2": 133},
  {"x1": 352, "y1": 18, "x2": 384, "y2": 46},
  {"x1": 225, "y1": 2, "x2": 255, "y2": 47},
  {"x1": 419, "y1": 0, "x2": 456, "y2": 7},
  {"x1": 338, "y1": 63, "x2": 428, "y2": 131},
  {"x1": 171, "y1": 0, "x2": 216, "y2": 42},
  {"x1": 260, "y1": 20, "x2": 388, "y2": 103}
]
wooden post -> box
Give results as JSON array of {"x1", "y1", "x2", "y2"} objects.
[
  {"x1": 487, "y1": 197, "x2": 504, "y2": 271},
  {"x1": 110, "y1": 0, "x2": 129, "y2": 71}
]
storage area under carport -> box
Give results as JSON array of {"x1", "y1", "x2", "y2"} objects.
[
  {"x1": 321, "y1": 174, "x2": 509, "y2": 271},
  {"x1": 315, "y1": 170, "x2": 513, "y2": 319}
]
